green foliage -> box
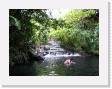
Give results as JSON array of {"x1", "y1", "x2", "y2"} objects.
[
  {"x1": 9, "y1": 9, "x2": 99, "y2": 67},
  {"x1": 9, "y1": 16, "x2": 21, "y2": 30},
  {"x1": 63, "y1": 9, "x2": 98, "y2": 30},
  {"x1": 9, "y1": 9, "x2": 50, "y2": 66},
  {"x1": 49, "y1": 9, "x2": 99, "y2": 54}
]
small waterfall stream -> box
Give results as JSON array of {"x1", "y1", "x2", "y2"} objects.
[
  {"x1": 10, "y1": 39, "x2": 99, "y2": 76},
  {"x1": 36, "y1": 39, "x2": 82, "y2": 76},
  {"x1": 38, "y1": 39, "x2": 81, "y2": 59}
]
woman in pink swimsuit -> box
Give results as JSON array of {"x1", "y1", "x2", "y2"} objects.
[{"x1": 64, "y1": 58, "x2": 75, "y2": 66}]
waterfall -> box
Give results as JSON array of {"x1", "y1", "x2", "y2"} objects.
[{"x1": 38, "y1": 39, "x2": 81, "y2": 58}]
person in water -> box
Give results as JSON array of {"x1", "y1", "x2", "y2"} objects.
[{"x1": 64, "y1": 57, "x2": 75, "y2": 66}]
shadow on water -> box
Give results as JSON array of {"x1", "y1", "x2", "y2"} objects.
[{"x1": 9, "y1": 55, "x2": 99, "y2": 76}]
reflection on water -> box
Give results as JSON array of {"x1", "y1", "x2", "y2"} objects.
[{"x1": 9, "y1": 55, "x2": 99, "y2": 76}]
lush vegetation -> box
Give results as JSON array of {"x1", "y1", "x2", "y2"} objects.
[
  {"x1": 9, "y1": 9, "x2": 99, "y2": 67},
  {"x1": 9, "y1": 9, "x2": 50, "y2": 66},
  {"x1": 49, "y1": 9, "x2": 99, "y2": 54}
]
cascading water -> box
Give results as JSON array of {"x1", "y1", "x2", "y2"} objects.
[
  {"x1": 10, "y1": 39, "x2": 98, "y2": 76},
  {"x1": 38, "y1": 39, "x2": 81, "y2": 59},
  {"x1": 36, "y1": 39, "x2": 82, "y2": 76}
]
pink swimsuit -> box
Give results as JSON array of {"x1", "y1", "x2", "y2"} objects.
[{"x1": 64, "y1": 59, "x2": 72, "y2": 65}]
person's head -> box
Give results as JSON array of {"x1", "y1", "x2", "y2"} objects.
[
  {"x1": 68, "y1": 57, "x2": 73, "y2": 61},
  {"x1": 70, "y1": 58, "x2": 73, "y2": 61}
]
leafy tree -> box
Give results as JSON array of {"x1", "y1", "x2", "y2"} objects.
[
  {"x1": 48, "y1": 9, "x2": 99, "y2": 55},
  {"x1": 9, "y1": 9, "x2": 50, "y2": 66},
  {"x1": 9, "y1": 9, "x2": 99, "y2": 67}
]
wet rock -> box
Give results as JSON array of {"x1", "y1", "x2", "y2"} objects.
[{"x1": 28, "y1": 51, "x2": 44, "y2": 62}]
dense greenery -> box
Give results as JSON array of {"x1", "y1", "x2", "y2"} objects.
[
  {"x1": 9, "y1": 9, "x2": 99, "y2": 67},
  {"x1": 49, "y1": 9, "x2": 99, "y2": 54},
  {"x1": 9, "y1": 9, "x2": 50, "y2": 66}
]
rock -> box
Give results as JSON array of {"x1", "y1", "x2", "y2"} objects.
[{"x1": 28, "y1": 51, "x2": 44, "y2": 61}]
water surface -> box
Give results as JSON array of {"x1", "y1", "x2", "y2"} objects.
[{"x1": 9, "y1": 55, "x2": 99, "y2": 76}]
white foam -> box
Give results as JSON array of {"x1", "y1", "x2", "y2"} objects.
[{"x1": 44, "y1": 53, "x2": 81, "y2": 58}]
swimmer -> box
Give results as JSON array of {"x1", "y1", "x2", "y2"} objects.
[{"x1": 64, "y1": 58, "x2": 75, "y2": 66}]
